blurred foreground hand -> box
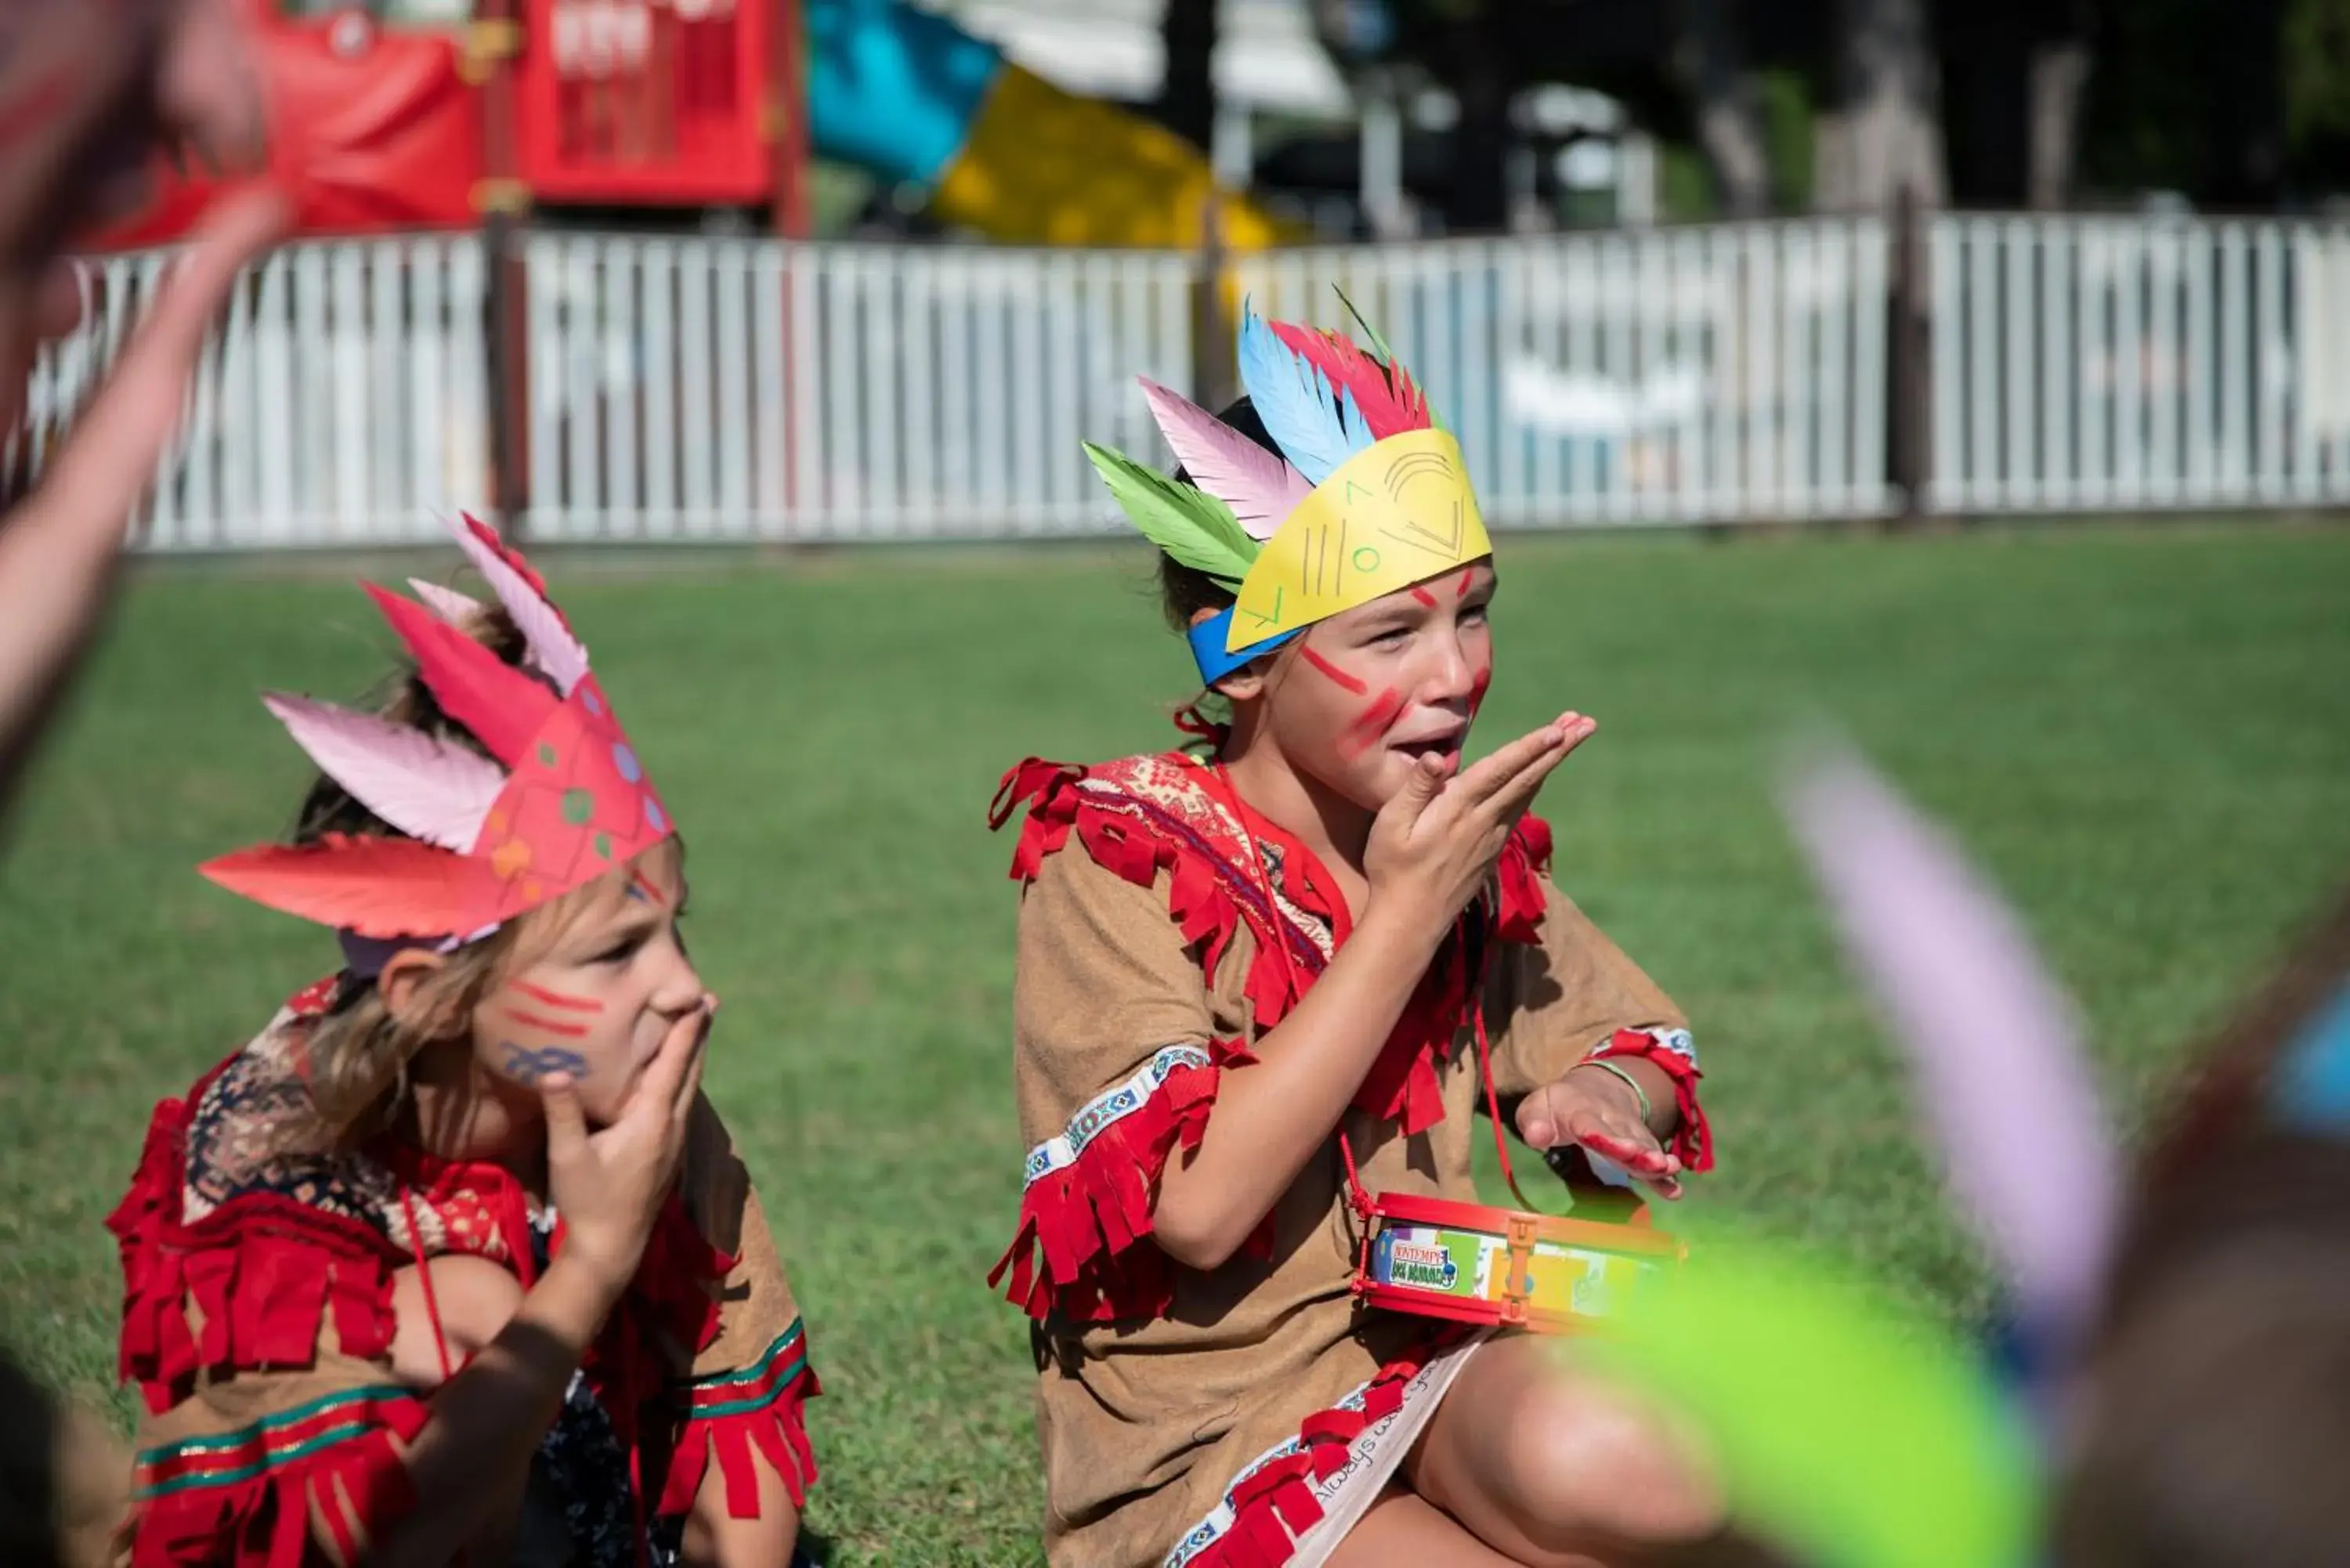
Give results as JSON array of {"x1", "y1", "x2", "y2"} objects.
[{"x1": 0, "y1": 0, "x2": 288, "y2": 804}]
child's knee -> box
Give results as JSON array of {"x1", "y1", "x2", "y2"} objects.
[
  {"x1": 389, "y1": 1255, "x2": 526, "y2": 1387},
  {"x1": 1503, "y1": 1375, "x2": 1725, "y2": 1546}
]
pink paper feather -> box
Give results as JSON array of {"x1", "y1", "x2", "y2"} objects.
[
  {"x1": 1137, "y1": 378, "x2": 1314, "y2": 541},
  {"x1": 442, "y1": 514, "x2": 590, "y2": 695},
  {"x1": 263, "y1": 694, "x2": 506, "y2": 851},
  {"x1": 1784, "y1": 747, "x2": 2118, "y2": 1341},
  {"x1": 1267, "y1": 320, "x2": 1430, "y2": 440},
  {"x1": 407, "y1": 579, "x2": 485, "y2": 627},
  {"x1": 363, "y1": 583, "x2": 559, "y2": 768}
]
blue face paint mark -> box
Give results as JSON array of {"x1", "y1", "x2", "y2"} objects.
[
  {"x1": 501, "y1": 1042, "x2": 590, "y2": 1085},
  {"x1": 613, "y1": 742, "x2": 642, "y2": 783}
]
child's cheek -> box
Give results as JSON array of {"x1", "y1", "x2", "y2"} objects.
[{"x1": 482, "y1": 978, "x2": 609, "y2": 1091}]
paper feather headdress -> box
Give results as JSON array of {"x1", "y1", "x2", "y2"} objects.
[
  {"x1": 1088, "y1": 298, "x2": 1494, "y2": 684},
  {"x1": 199, "y1": 514, "x2": 675, "y2": 948}
]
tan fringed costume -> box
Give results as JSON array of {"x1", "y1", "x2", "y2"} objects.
[
  {"x1": 108, "y1": 977, "x2": 819, "y2": 1568},
  {"x1": 988, "y1": 750, "x2": 1711, "y2": 1568}
]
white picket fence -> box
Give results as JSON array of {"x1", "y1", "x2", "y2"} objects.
[
  {"x1": 522, "y1": 236, "x2": 1195, "y2": 540},
  {"x1": 20, "y1": 213, "x2": 2349, "y2": 551},
  {"x1": 1929, "y1": 214, "x2": 2350, "y2": 512},
  {"x1": 1236, "y1": 220, "x2": 1891, "y2": 526},
  {"x1": 20, "y1": 235, "x2": 490, "y2": 549}
]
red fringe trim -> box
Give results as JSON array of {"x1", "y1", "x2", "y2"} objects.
[
  {"x1": 1589, "y1": 1029, "x2": 1714, "y2": 1173},
  {"x1": 994, "y1": 757, "x2": 1334, "y2": 1043},
  {"x1": 107, "y1": 1089, "x2": 400, "y2": 1414},
  {"x1": 1496, "y1": 815, "x2": 1553, "y2": 946},
  {"x1": 654, "y1": 1366, "x2": 822, "y2": 1519},
  {"x1": 989, "y1": 756, "x2": 1558, "y2": 1318},
  {"x1": 126, "y1": 1396, "x2": 426, "y2": 1568},
  {"x1": 987, "y1": 1045, "x2": 1236, "y2": 1321},
  {"x1": 1186, "y1": 1346, "x2": 1434, "y2": 1568}
]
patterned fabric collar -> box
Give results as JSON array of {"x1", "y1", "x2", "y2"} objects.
[
  {"x1": 183, "y1": 998, "x2": 537, "y2": 1270},
  {"x1": 1075, "y1": 750, "x2": 1350, "y2": 972}
]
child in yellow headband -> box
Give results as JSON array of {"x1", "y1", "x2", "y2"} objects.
[{"x1": 988, "y1": 306, "x2": 1721, "y2": 1567}]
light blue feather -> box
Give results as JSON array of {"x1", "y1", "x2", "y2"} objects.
[{"x1": 1235, "y1": 304, "x2": 1376, "y2": 486}]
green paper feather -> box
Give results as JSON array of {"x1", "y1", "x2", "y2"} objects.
[
  {"x1": 1333, "y1": 285, "x2": 1397, "y2": 368},
  {"x1": 1083, "y1": 442, "x2": 1259, "y2": 587},
  {"x1": 1578, "y1": 1241, "x2": 2036, "y2": 1568},
  {"x1": 1331, "y1": 285, "x2": 1448, "y2": 435}
]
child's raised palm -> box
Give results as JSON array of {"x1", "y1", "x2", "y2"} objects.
[{"x1": 1516, "y1": 1067, "x2": 1685, "y2": 1201}]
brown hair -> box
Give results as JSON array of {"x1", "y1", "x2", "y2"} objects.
[
  {"x1": 2120, "y1": 883, "x2": 2350, "y2": 1210},
  {"x1": 2052, "y1": 1136, "x2": 2350, "y2": 1568},
  {"x1": 2049, "y1": 886, "x2": 2350, "y2": 1567},
  {"x1": 289, "y1": 599, "x2": 602, "y2": 1145}
]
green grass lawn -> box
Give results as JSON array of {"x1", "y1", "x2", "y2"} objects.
[{"x1": 3, "y1": 522, "x2": 2348, "y2": 1564}]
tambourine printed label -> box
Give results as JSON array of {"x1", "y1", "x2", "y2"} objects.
[
  {"x1": 1372, "y1": 1222, "x2": 1668, "y2": 1321},
  {"x1": 1381, "y1": 1237, "x2": 1461, "y2": 1292}
]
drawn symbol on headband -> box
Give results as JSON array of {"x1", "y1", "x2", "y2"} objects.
[{"x1": 1381, "y1": 450, "x2": 1469, "y2": 555}]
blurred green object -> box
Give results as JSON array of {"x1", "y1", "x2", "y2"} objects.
[{"x1": 1581, "y1": 1240, "x2": 2036, "y2": 1568}]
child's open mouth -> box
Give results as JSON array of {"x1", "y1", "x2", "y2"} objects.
[{"x1": 1390, "y1": 734, "x2": 1464, "y2": 764}]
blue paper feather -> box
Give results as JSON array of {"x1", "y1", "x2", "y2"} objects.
[{"x1": 1235, "y1": 303, "x2": 1376, "y2": 486}]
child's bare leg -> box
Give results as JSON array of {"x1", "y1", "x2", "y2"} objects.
[
  {"x1": 1327, "y1": 1485, "x2": 1563, "y2": 1568},
  {"x1": 1403, "y1": 1335, "x2": 1722, "y2": 1565}
]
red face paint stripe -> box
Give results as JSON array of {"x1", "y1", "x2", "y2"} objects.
[
  {"x1": 1339, "y1": 688, "x2": 1408, "y2": 757},
  {"x1": 1299, "y1": 645, "x2": 1370, "y2": 695},
  {"x1": 503, "y1": 1010, "x2": 591, "y2": 1039},
  {"x1": 1468, "y1": 665, "x2": 1492, "y2": 714},
  {"x1": 512, "y1": 980, "x2": 602, "y2": 1013},
  {"x1": 1408, "y1": 586, "x2": 1438, "y2": 608},
  {"x1": 1455, "y1": 569, "x2": 1475, "y2": 598}
]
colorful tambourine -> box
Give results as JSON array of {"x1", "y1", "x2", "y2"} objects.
[{"x1": 1355, "y1": 1191, "x2": 1685, "y2": 1334}]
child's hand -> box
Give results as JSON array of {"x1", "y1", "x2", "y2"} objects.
[
  {"x1": 1365, "y1": 711, "x2": 1596, "y2": 947},
  {"x1": 540, "y1": 996, "x2": 712, "y2": 1297},
  {"x1": 1517, "y1": 1065, "x2": 1685, "y2": 1201}
]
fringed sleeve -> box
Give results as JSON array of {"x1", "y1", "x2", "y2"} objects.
[
  {"x1": 1482, "y1": 831, "x2": 1713, "y2": 1172},
  {"x1": 991, "y1": 826, "x2": 1238, "y2": 1324},
  {"x1": 649, "y1": 1099, "x2": 821, "y2": 1523},
  {"x1": 108, "y1": 1088, "x2": 425, "y2": 1568}
]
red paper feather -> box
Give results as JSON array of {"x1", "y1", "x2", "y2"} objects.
[
  {"x1": 200, "y1": 836, "x2": 509, "y2": 938},
  {"x1": 1267, "y1": 321, "x2": 1430, "y2": 440},
  {"x1": 364, "y1": 583, "x2": 559, "y2": 768}
]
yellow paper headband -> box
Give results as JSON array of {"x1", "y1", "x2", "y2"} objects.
[
  {"x1": 1227, "y1": 427, "x2": 1491, "y2": 652},
  {"x1": 1085, "y1": 303, "x2": 1494, "y2": 684}
]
